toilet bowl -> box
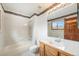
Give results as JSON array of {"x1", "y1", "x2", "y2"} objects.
[{"x1": 29, "y1": 45, "x2": 39, "y2": 53}]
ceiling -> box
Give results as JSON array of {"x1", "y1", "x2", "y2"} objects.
[{"x1": 2, "y1": 3, "x2": 54, "y2": 17}]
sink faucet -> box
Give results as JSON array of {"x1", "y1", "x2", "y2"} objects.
[
  {"x1": 55, "y1": 39, "x2": 61, "y2": 42},
  {"x1": 55, "y1": 37, "x2": 62, "y2": 43},
  {"x1": 54, "y1": 35, "x2": 63, "y2": 43}
]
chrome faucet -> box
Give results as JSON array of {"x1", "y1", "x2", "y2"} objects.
[{"x1": 55, "y1": 39, "x2": 61, "y2": 42}]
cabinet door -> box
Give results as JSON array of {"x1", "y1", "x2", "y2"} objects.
[
  {"x1": 45, "y1": 45, "x2": 58, "y2": 56},
  {"x1": 39, "y1": 42, "x2": 45, "y2": 56},
  {"x1": 45, "y1": 51, "x2": 55, "y2": 56}
]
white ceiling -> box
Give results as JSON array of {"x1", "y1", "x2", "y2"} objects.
[{"x1": 2, "y1": 3, "x2": 53, "y2": 16}]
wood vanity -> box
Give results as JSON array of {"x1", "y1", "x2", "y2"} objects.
[{"x1": 39, "y1": 41, "x2": 73, "y2": 56}]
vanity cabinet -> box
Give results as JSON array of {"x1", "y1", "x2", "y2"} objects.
[
  {"x1": 45, "y1": 44, "x2": 58, "y2": 56},
  {"x1": 39, "y1": 42, "x2": 73, "y2": 56}
]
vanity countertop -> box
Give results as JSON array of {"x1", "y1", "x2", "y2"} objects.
[{"x1": 39, "y1": 37, "x2": 79, "y2": 56}]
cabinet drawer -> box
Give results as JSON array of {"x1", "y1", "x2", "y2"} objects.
[
  {"x1": 45, "y1": 45, "x2": 58, "y2": 56},
  {"x1": 58, "y1": 51, "x2": 73, "y2": 56},
  {"x1": 45, "y1": 51, "x2": 54, "y2": 56}
]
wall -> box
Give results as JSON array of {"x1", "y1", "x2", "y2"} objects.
[
  {"x1": 4, "y1": 13, "x2": 30, "y2": 46},
  {"x1": 0, "y1": 4, "x2": 5, "y2": 48},
  {"x1": 0, "y1": 11, "x2": 1, "y2": 32},
  {"x1": 48, "y1": 30, "x2": 64, "y2": 38},
  {"x1": 48, "y1": 4, "x2": 77, "y2": 19}
]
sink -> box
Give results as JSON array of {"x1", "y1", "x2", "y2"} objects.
[
  {"x1": 52, "y1": 43, "x2": 65, "y2": 50},
  {"x1": 52, "y1": 39, "x2": 65, "y2": 50},
  {"x1": 47, "y1": 37, "x2": 65, "y2": 50}
]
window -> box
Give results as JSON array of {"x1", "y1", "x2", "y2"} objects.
[{"x1": 52, "y1": 20, "x2": 64, "y2": 30}]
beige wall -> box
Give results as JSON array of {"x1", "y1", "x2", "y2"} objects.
[
  {"x1": 0, "y1": 4, "x2": 5, "y2": 48},
  {"x1": 48, "y1": 30, "x2": 64, "y2": 38},
  {"x1": 0, "y1": 11, "x2": 1, "y2": 31},
  {"x1": 4, "y1": 13, "x2": 30, "y2": 46}
]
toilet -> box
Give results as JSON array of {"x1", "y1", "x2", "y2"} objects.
[
  {"x1": 29, "y1": 40, "x2": 39, "y2": 54},
  {"x1": 29, "y1": 45, "x2": 39, "y2": 53}
]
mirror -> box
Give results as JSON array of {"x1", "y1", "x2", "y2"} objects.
[{"x1": 48, "y1": 3, "x2": 79, "y2": 41}]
